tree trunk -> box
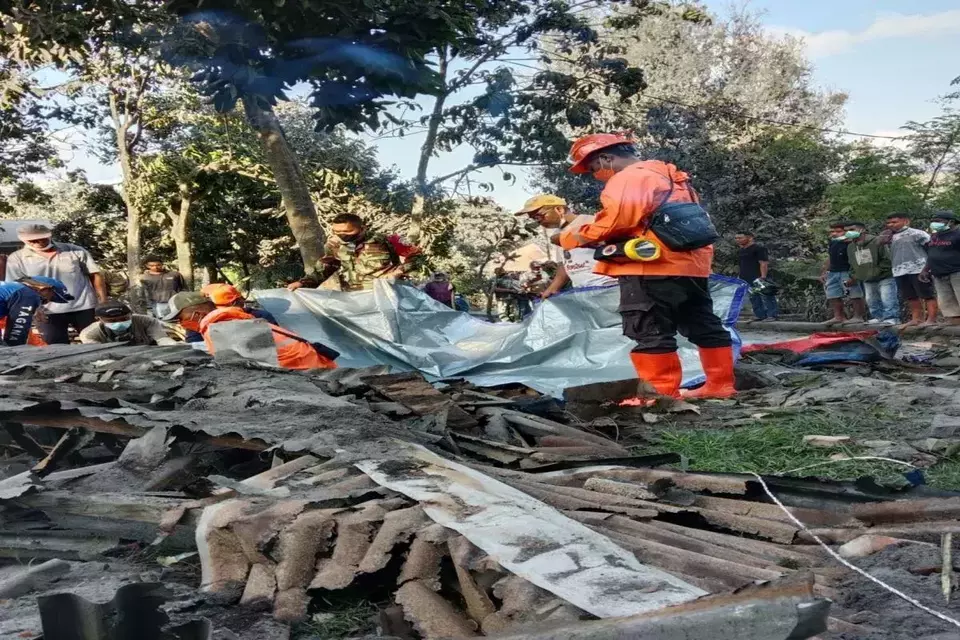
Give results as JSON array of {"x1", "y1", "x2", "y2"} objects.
[
  {"x1": 242, "y1": 97, "x2": 325, "y2": 274},
  {"x1": 411, "y1": 49, "x2": 451, "y2": 227},
  {"x1": 117, "y1": 135, "x2": 142, "y2": 309},
  {"x1": 171, "y1": 186, "x2": 195, "y2": 290},
  {"x1": 203, "y1": 265, "x2": 217, "y2": 287}
]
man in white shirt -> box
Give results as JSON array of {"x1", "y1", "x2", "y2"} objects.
[
  {"x1": 4, "y1": 224, "x2": 107, "y2": 344},
  {"x1": 515, "y1": 194, "x2": 616, "y2": 298},
  {"x1": 885, "y1": 213, "x2": 938, "y2": 326}
]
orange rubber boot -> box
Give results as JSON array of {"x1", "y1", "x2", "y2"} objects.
[
  {"x1": 682, "y1": 346, "x2": 736, "y2": 400},
  {"x1": 620, "y1": 352, "x2": 682, "y2": 406}
]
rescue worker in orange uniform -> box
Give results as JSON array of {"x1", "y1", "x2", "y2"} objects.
[
  {"x1": 165, "y1": 292, "x2": 337, "y2": 370},
  {"x1": 559, "y1": 133, "x2": 735, "y2": 401}
]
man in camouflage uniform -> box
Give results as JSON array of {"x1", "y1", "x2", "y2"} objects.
[{"x1": 288, "y1": 214, "x2": 422, "y2": 292}]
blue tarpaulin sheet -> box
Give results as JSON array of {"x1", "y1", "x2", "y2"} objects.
[{"x1": 254, "y1": 275, "x2": 747, "y2": 398}]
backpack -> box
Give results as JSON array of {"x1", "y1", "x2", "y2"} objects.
[{"x1": 646, "y1": 174, "x2": 719, "y2": 251}]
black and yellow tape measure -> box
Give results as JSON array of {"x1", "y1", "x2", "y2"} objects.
[{"x1": 595, "y1": 238, "x2": 662, "y2": 263}]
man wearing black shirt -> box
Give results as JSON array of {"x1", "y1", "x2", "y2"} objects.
[
  {"x1": 735, "y1": 232, "x2": 778, "y2": 321},
  {"x1": 923, "y1": 211, "x2": 960, "y2": 325},
  {"x1": 819, "y1": 221, "x2": 866, "y2": 325}
]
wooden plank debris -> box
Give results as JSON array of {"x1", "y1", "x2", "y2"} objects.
[
  {"x1": 12, "y1": 412, "x2": 269, "y2": 451},
  {"x1": 363, "y1": 371, "x2": 478, "y2": 429}
]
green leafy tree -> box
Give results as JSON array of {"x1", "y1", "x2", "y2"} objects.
[
  {"x1": 12, "y1": 172, "x2": 154, "y2": 272},
  {"x1": 536, "y1": 4, "x2": 845, "y2": 267},
  {"x1": 0, "y1": 0, "x2": 565, "y2": 276},
  {"x1": 825, "y1": 145, "x2": 926, "y2": 225},
  {"x1": 160, "y1": 0, "x2": 569, "y2": 273},
  {"x1": 389, "y1": 0, "x2": 654, "y2": 226},
  {"x1": 0, "y1": 66, "x2": 58, "y2": 212},
  {"x1": 431, "y1": 198, "x2": 531, "y2": 315},
  {"x1": 550, "y1": 5, "x2": 845, "y2": 135},
  {"x1": 133, "y1": 94, "x2": 440, "y2": 288},
  {"x1": 0, "y1": 7, "x2": 178, "y2": 291},
  {"x1": 904, "y1": 90, "x2": 960, "y2": 203}
]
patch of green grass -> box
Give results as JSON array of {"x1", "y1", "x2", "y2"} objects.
[
  {"x1": 927, "y1": 461, "x2": 960, "y2": 490},
  {"x1": 293, "y1": 600, "x2": 379, "y2": 640},
  {"x1": 642, "y1": 411, "x2": 960, "y2": 491}
]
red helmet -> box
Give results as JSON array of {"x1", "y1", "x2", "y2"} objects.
[{"x1": 569, "y1": 132, "x2": 634, "y2": 174}]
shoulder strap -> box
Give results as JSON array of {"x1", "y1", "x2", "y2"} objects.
[
  {"x1": 657, "y1": 173, "x2": 675, "y2": 209},
  {"x1": 635, "y1": 169, "x2": 675, "y2": 234}
]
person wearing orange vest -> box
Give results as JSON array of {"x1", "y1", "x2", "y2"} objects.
[
  {"x1": 201, "y1": 283, "x2": 279, "y2": 325},
  {"x1": 559, "y1": 133, "x2": 735, "y2": 402},
  {"x1": 164, "y1": 292, "x2": 337, "y2": 370}
]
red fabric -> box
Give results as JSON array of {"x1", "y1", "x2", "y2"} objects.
[
  {"x1": 386, "y1": 234, "x2": 420, "y2": 259},
  {"x1": 741, "y1": 331, "x2": 877, "y2": 355}
]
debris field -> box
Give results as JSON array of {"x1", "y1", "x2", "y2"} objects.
[{"x1": 1, "y1": 343, "x2": 959, "y2": 639}]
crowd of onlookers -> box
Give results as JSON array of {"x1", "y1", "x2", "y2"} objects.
[
  {"x1": 8, "y1": 205, "x2": 960, "y2": 358},
  {"x1": 0, "y1": 214, "x2": 594, "y2": 355},
  {"x1": 737, "y1": 211, "x2": 960, "y2": 326}
]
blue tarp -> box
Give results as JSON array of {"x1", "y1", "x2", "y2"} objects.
[{"x1": 254, "y1": 275, "x2": 747, "y2": 398}]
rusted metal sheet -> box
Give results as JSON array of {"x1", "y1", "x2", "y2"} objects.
[
  {"x1": 595, "y1": 526, "x2": 786, "y2": 589},
  {"x1": 801, "y1": 521, "x2": 960, "y2": 545},
  {"x1": 395, "y1": 579, "x2": 478, "y2": 639}
]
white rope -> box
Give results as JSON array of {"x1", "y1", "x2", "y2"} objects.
[
  {"x1": 781, "y1": 456, "x2": 917, "y2": 476},
  {"x1": 749, "y1": 472, "x2": 960, "y2": 630}
]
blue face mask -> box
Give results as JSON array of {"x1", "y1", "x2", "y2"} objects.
[
  {"x1": 105, "y1": 320, "x2": 132, "y2": 333},
  {"x1": 844, "y1": 230, "x2": 862, "y2": 240},
  {"x1": 931, "y1": 222, "x2": 949, "y2": 232}
]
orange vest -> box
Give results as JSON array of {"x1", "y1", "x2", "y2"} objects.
[
  {"x1": 559, "y1": 160, "x2": 713, "y2": 278},
  {"x1": 200, "y1": 307, "x2": 336, "y2": 370}
]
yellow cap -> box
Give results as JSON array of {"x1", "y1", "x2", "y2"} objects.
[{"x1": 515, "y1": 194, "x2": 567, "y2": 216}]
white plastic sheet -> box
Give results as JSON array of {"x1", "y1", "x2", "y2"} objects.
[
  {"x1": 357, "y1": 442, "x2": 706, "y2": 618},
  {"x1": 255, "y1": 276, "x2": 746, "y2": 398}
]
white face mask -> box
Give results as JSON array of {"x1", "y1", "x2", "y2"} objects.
[{"x1": 105, "y1": 320, "x2": 133, "y2": 332}]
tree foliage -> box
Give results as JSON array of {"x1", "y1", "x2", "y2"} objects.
[
  {"x1": 12, "y1": 172, "x2": 135, "y2": 269},
  {"x1": 824, "y1": 144, "x2": 927, "y2": 224},
  {"x1": 536, "y1": 5, "x2": 847, "y2": 268},
  {"x1": 431, "y1": 198, "x2": 532, "y2": 312},
  {"x1": 555, "y1": 5, "x2": 845, "y2": 135},
  {"x1": 0, "y1": 65, "x2": 58, "y2": 212}
]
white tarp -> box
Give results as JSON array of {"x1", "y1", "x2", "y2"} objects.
[
  {"x1": 357, "y1": 442, "x2": 707, "y2": 618},
  {"x1": 255, "y1": 276, "x2": 746, "y2": 398}
]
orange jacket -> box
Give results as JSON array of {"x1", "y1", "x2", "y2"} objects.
[
  {"x1": 559, "y1": 160, "x2": 713, "y2": 278},
  {"x1": 200, "y1": 307, "x2": 337, "y2": 370}
]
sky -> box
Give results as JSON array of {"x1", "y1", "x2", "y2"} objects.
[{"x1": 65, "y1": 1, "x2": 960, "y2": 212}]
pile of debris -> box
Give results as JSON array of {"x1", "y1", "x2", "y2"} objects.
[{"x1": 0, "y1": 344, "x2": 958, "y2": 639}]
